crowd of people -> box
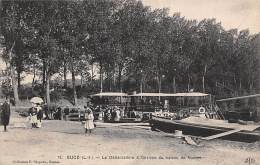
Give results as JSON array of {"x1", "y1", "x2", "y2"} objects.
[
  {"x1": 90, "y1": 105, "x2": 148, "y2": 122},
  {"x1": 102, "y1": 105, "x2": 122, "y2": 122},
  {"x1": 1, "y1": 97, "x2": 148, "y2": 134},
  {"x1": 26, "y1": 103, "x2": 96, "y2": 134}
]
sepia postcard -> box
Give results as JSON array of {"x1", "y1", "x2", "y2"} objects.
[{"x1": 0, "y1": 0, "x2": 260, "y2": 165}]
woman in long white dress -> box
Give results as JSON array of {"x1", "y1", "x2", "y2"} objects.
[
  {"x1": 85, "y1": 108, "x2": 94, "y2": 134},
  {"x1": 28, "y1": 106, "x2": 38, "y2": 128},
  {"x1": 114, "y1": 108, "x2": 121, "y2": 122}
]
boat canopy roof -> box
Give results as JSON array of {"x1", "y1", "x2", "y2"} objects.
[
  {"x1": 162, "y1": 92, "x2": 209, "y2": 97},
  {"x1": 130, "y1": 92, "x2": 209, "y2": 97},
  {"x1": 216, "y1": 94, "x2": 260, "y2": 102},
  {"x1": 91, "y1": 92, "x2": 128, "y2": 97},
  {"x1": 91, "y1": 92, "x2": 209, "y2": 97},
  {"x1": 129, "y1": 93, "x2": 167, "y2": 97}
]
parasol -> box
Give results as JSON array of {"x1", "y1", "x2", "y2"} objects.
[{"x1": 30, "y1": 97, "x2": 44, "y2": 104}]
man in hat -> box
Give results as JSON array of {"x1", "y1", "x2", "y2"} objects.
[
  {"x1": 64, "y1": 105, "x2": 70, "y2": 121},
  {"x1": 36, "y1": 103, "x2": 43, "y2": 128},
  {"x1": 1, "y1": 99, "x2": 11, "y2": 132}
]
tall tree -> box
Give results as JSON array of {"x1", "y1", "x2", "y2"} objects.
[
  {"x1": 24, "y1": 0, "x2": 62, "y2": 106},
  {"x1": 0, "y1": 0, "x2": 28, "y2": 103}
]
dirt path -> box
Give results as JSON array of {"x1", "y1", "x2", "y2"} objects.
[{"x1": 0, "y1": 111, "x2": 259, "y2": 165}]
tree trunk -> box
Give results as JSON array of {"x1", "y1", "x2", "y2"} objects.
[
  {"x1": 80, "y1": 72, "x2": 83, "y2": 88},
  {"x1": 239, "y1": 78, "x2": 242, "y2": 92},
  {"x1": 109, "y1": 72, "x2": 112, "y2": 91},
  {"x1": 118, "y1": 65, "x2": 122, "y2": 91},
  {"x1": 91, "y1": 63, "x2": 94, "y2": 86},
  {"x1": 233, "y1": 74, "x2": 237, "y2": 88},
  {"x1": 188, "y1": 75, "x2": 190, "y2": 92},
  {"x1": 256, "y1": 44, "x2": 260, "y2": 122},
  {"x1": 172, "y1": 76, "x2": 176, "y2": 93},
  {"x1": 10, "y1": 63, "x2": 19, "y2": 104},
  {"x1": 202, "y1": 75, "x2": 205, "y2": 93},
  {"x1": 63, "y1": 63, "x2": 67, "y2": 88},
  {"x1": 157, "y1": 74, "x2": 161, "y2": 101},
  {"x1": 31, "y1": 63, "x2": 36, "y2": 88},
  {"x1": 249, "y1": 82, "x2": 253, "y2": 92},
  {"x1": 17, "y1": 70, "x2": 21, "y2": 91},
  {"x1": 113, "y1": 67, "x2": 116, "y2": 90},
  {"x1": 9, "y1": 41, "x2": 19, "y2": 104},
  {"x1": 71, "y1": 63, "x2": 77, "y2": 106},
  {"x1": 100, "y1": 64, "x2": 103, "y2": 92},
  {"x1": 140, "y1": 76, "x2": 143, "y2": 94},
  {"x1": 202, "y1": 64, "x2": 207, "y2": 93},
  {"x1": 46, "y1": 69, "x2": 51, "y2": 108},
  {"x1": 42, "y1": 59, "x2": 46, "y2": 93},
  {"x1": 100, "y1": 72, "x2": 103, "y2": 92}
]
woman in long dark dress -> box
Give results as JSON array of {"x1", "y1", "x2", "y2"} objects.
[
  {"x1": 36, "y1": 104, "x2": 43, "y2": 128},
  {"x1": 1, "y1": 101, "x2": 10, "y2": 132}
]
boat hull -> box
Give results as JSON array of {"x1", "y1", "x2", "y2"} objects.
[{"x1": 150, "y1": 116, "x2": 260, "y2": 142}]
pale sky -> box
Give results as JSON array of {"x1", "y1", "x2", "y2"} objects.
[{"x1": 142, "y1": 0, "x2": 260, "y2": 34}]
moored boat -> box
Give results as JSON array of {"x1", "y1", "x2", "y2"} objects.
[{"x1": 150, "y1": 115, "x2": 260, "y2": 142}]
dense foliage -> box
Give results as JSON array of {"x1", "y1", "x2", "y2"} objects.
[{"x1": 0, "y1": 0, "x2": 259, "y2": 105}]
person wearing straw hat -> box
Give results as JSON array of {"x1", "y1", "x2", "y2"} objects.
[{"x1": 84, "y1": 106, "x2": 94, "y2": 135}]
